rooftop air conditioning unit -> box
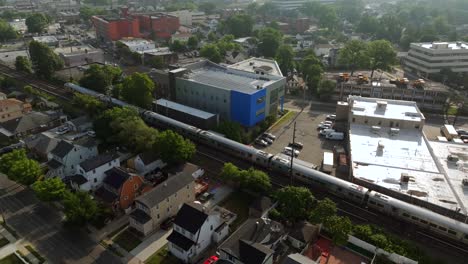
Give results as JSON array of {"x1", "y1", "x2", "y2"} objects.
[
  {"x1": 447, "y1": 154, "x2": 459, "y2": 163},
  {"x1": 371, "y1": 126, "x2": 381, "y2": 133},
  {"x1": 390, "y1": 128, "x2": 400, "y2": 136},
  {"x1": 400, "y1": 173, "x2": 410, "y2": 183},
  {"x1": 376, "y1": 101, "x2": 387, "y2": 110},
  {"x1": 377, "y1": 141, "x2": 385, "y2": 150},
  {"x1": 462, "y1": 178, "x2": 468, "y2": 187}
]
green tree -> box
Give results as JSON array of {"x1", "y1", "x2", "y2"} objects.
[
  {"x1": 72, "y1": 93, "x2": 105, "y2": 117},
  {"x1": 353, "y1": 225, "x2": 373, "y2": 240},
  {"x1": 0, "y1": 19, "x2": 17, "y2": 41},
  {"x1": 187, "y1": 36, "x2": 199, "y2": 50},
  {"x1": 302, "y1": 54, "x2": 323, "y2": 93},
  {"x1": 121, "y1": 72, "x2": 155, "y2": 108},
  {"x1": 198, "y1": 2, "x2": 216, "y2": 14},
  {"x1": 15, "y1": 56, "x2": 32, "y2": 74},
  {"x1": 366, "y1": 40, "x2": 397, "y2": 78},
  {"x1": 63, "y1": 191, "x2": 98, "y2": 226},
  {"x1": 170, "y1": 40, "x2": 186, "y2": 52},
  {"x1": 207, "y1": 31, "x2": 217, "y2": 42},
  {"x1": 309, "y1": 198, "x2": 337, "y2": 224},
  {"x1": 200, "y1": 44, "x2": 222, "y2": 63},
  {"x1": 239, "y1": 168, "x2": 271, "y2": 193},
  {"x1": 275, "y1": 45, "x2": 295, "y2": 76},
  {"x1": 111, "y1": 117, "x2": 158, "y2": 153},
  {"x1": 29, "y1": 40, "x2": 63, "y2": 79},
  {"x1": 318, "y1": 5, "x2": 338, "y2": 31},
  {"x1": 220, "y1": 162, "x2": 241, "y2": 182},
  {"x1": 223, "y1": 14, "x2": 253, "y2": 37},
  {"x1": 370, "y1": 234, "x2": 389, "y2": 249},
  {"x1": 258, "y1": 27, "x2": 282, "y2": 58},
  {"x1": 338, "y1": 40, "x2": 369, "y2": 76},
  {"x1": 79, "y1": 6, "x2": 106, "y2": 23},
  {"x1": 154, "y1": 130, "x2": 196, "y2": 165},
  {"x1": 215, "y1": 121, "x2": 243, "y2": 142},
  {"x1": 8, "y1": 159, "x2": 42, "y2": 185},
  {"x1": 336, "y1": 0, "x2": 364, "y2": 23},
  {"x1": 376, "y1": 14, "x2": 403, "y2": 43},
  {"x1": 79, "y1": 64, "x2": 122, "y2": 93},
  {"x1": 147, "y1": 56, "x2": 164, "y2": 69},
  {"x1": 356, "y1": 14, "x2": 379, "y2": 36},
  {"x1": 275, "y1": 186, "x2": 314, "y2": 222},
  {"x1": 32, "y1": 177, "x2": 66, "y2": 202},
  {"x1": 317, "y1": 79, "x2": 336, "y2": 100},
  {"x1": 93, "y1": 107, "x2": 139, "y2": 142},
  {"x1": 25, "y1": 13, "x2": 50, "y2": 33},
  {"x1": 0, "y1": 149, "x2": 27, "y2": 173},
  {"x1": 324, "y1": 215, "x2": 352, "y2": 246}
]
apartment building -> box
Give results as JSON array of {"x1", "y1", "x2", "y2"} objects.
[
  {"x1": 118, "y1": 38, "x2": 155, "y2": 52},
  {"x1": 55, "y1": 45, "x2": 104, "y2": 67},
  {"x1": 0, "y1": 98, "x2": 31, "y2": 122},
  {"x1": 405, "y1": 41, "x2": 468, "y2": 76}
]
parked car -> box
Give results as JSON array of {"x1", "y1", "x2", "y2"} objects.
[
  {"x1": 87, "y1": 130, "x2": 96, "y2": 137},
  {"x1": 318, "y1": 123, "x2": 332, "y2": 129},
  {"x1": 326, "y1": 132, "x2": 345, "y2": 140},
  {"x1": 326, "y1": 114, "x2": 336, "y2": 121},
  {"x1": 460, "y1": 135, "x2": 468, "y2": 140},
  {"x1": 199, "y1": 191, "x2": 214, "y2": 202},
  {"x1": 289, "y1": 142, "x2": 304, "y2": 149},
  {"x1": 262, "y1": 137, "x2": 273, "y2": 144},
  {"x1": 203, "y1": 256, "x2": 219, "y2": 264},
  {"x1": 263, "y1": 133, "x2": 276, "y2": 140},
  {"x1": 320, "y1": 129, "x2": 335, "y2": 136},
  {"x1": 323, "y1": 121, "x2": 333, "y2": 125},
  {"x1": 457, "y1": 129, "x2": 468, "y2": 136},
  {"x1": 283, "y1": 147, "x2": 300, "y2": 157},
  {"x1": 255, "y1": 139, "x2": 268, "y2": 147},
  {"x1": 160, "y1": 216, "x2": 175, "y2": 230},
  {"x1": 56, "y1": 126, "x2": 69, "y2": 135}
]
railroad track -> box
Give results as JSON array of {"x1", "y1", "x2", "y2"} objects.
[{"x1": 0, "y1": 64, "x2": 72, "y2": 101}]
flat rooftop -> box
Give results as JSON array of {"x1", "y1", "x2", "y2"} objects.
[
  {"x1": 32, "y1": 36, "x2": 58, "y2": 43},
  {"x1": 413, "y1": 41, "x2": 468, "y2": 51},
  {"x1": 228, "y1": 57, "x2": 283, "y2": 77},
  {"x1": 429, "y1": 141, "x2": 468, "y2": 214},
  {"x1": 55, "y1": 45, "x2": 100, "y2": 55},
  {"x1": 156, "y1": 99, "x2": 216, "y2": 119},
  {"x1": 119, "y1": 38, "x2": 154, "y2": 47},
  {"x1": 350, "y1": 124, "x2": 465, "y2": 212},
  {"x1": 184, "y1": 63, "x2": 277, "y2": 94},
  {"x1": 350, "y1": 97, "x2": 423, "y2": 122}
]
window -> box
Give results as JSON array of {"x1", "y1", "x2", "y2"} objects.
[
  {"x1": 80, "y1": 155, "x2": 82, "y2": 159},
  {"x1": 402, "y1": 213, "x2": 409, "y2": 217},
  {"x1": 364, "y1": 119, "x2": 368, "y2": 124},
  {"x1": 378, "y1": 121, "x2": 382, "y2": 125},
  {"x1": 187, "y1": 185, "x2": 189, "y2": 189},
  {"x1": 174, "y1": 193, "x2": 177, "y2": 197},
  {"x1": 167, "y1": 208, "x2": 169, "y2": 212},
  {"x1": 438, "y1": 226, "x2": 447, "y2": 232},
  {"x1": 134, "y1": 184, "x2": 138, "y2": 190},
  {"x1": 448, "y1": 230, "x2": 457, "y2": 235},
  {"x1": 256, "y1": 108, "x2": 265, "y2": 116},
  {"x1": 420, "y1": 220, "x2": 428, "y2": 224},
  {"x1": 210, "y1": 225, "x2": 213, "y2": 231},
  {"x1": 430, "y1": 223, "x2": 437, "y2": 228},
  {"x1": 157, "y1": 214, "x2": 160, "y2": 219},
  {"x1": 94, "y1": 178, "x2": 97, "y2": 183},
  {"x1": 415, "y1": 125, "x2": 420, "y2": 129},
  {"x1": 166, "y1": 198, "x2": 169, "y2": 202},
  {"x1": 71, "y1": 165, "x2": 74, "y2": 169},
  {"x1": 352, "y1": 118, "x2": 355, "y2": 122},
  {"x1": 396, "y1": 122, "x2": 399, "y2": 127},
  {"x1": 93, "y1": 169, "x2": 96, "y2": 174},
  {"x1": 124, "y1": 196, "x2": 128, "y2": 200},
  {"x1": 411, "y1": 216, "x2": 419, "y2": 221},
  {"x1": 108, "y1": 162, "x2": 111, "y2": 166}
]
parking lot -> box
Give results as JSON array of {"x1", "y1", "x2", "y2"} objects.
[{"x1": 262, "y1": 109, "x2": 345, "y2": 171}]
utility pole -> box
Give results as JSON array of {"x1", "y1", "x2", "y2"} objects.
[{"x1": 289, "y1": 121, "x2": 297, "y2": 185}]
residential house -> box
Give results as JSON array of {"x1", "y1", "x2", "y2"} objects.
[
  {"x1": 64, "y1": 116, "x2": 93, "y2": 133},
  {"x1": 0, "y1": 98, "x2": 32, "y2": 122},
  {"x1": 47, "y1": 137, "x2": 98, "y2": 179},
  {"x1": 172, "y1": 33, "x2": 192, "y2": 43},
  {"x1": 129, "y1": 163, "x2": 201, "y2": 236},
  {"x1": 71, "y1": 152, "x2": 120, "y2": 191},
  {"x1": 25, "y1": 132, "x2": 60, "y2": 161},
  {"x1": 313, "y1": 43, "x2": 335, "y2": 58},
  {"x1": 95, "y1": 167, "x2": 153, "y2": 212},
  {"x1": 168, "y1": 202, "x2": 229, "y2": 263},
  {"x1": 218, "y1": 218, "x2": 285, "y2": 264},
  {"x1": 128, "y1": 152, "x2": 166, "y2": 176},
  {"x1": 286, "y1": 75, "x2": 305, "y2": 95},
  {"x1": 0, "y1": 111, "x2": 67, "y2": 138},
  {"x1": 287, "y1": 222, "x2": 319, "y2": 250}
]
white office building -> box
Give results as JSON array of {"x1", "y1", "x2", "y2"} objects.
[{"x1": 405, "y1": 41, "x2": 468, "y2": 76}]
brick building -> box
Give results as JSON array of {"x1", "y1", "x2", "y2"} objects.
[{"x1": 92, "y1": 16, "x2": 141, "y2": 43}]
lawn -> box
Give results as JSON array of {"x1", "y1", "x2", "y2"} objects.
[
  {"x1": 220, "y1": 191, "x2": 255, "y2": 230},
  {"x1": 145, "y1": 245, "x2": 179, "y2": 264},
  {"x1": 0, "y1": 237, "x2": 9, "y2": 248},
  {"x1": 0, "y1": 254, "x2": 23, "y2": 264},
  {"x1": 24, "y1": 245, "x2": 45, "y2": 264},
  {"x1": 113, "y1": 229, "x2": 142, "y2": 252},
  {"x1": 270, "y1": 110, "x2": 296, "y2": 131}
]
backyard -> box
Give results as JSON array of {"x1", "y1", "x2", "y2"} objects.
[
  {"x1": 113, "y1": 229, "x2": 142, "y2": 252},
  {"x1": 219, "y1": 191, "x2": 255, "y2": 230},
  {"x1": 0, "y1": 254, "x2": 23, "y2": 264},
  {"x1": 0, "y1": 237, "x2": 9, "y2": 248},
  {"x1": 145, "y1": 245, "x2": 179, "y2": 264}
]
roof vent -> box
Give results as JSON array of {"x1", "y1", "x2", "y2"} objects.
[
  {"x1": 390, "y1": 128, "x2": 400, "y2": 136},
  {"x1": 377, "y1": 141, "x2": 385, "y2": 150},
  {"x1": 462, "y1": 178, "x2": 468, "y2": 187},
  {"x1": 371, "y1": 126, "x2": 381, "y2": 133},
  {"x1": 447, "y1": 154, "x2": 459, "y2": 163},
  {"x1": 163, "y1": 182, "x2": 167, "y2": 187},
  {"x1": 400, "y1": 173, "x2": 410, "y2": 183},
  {"x1": 376, "y1": 101, "x2": 387, "y2": 110},
  {"x1": 249, "y1": 61, "x2": 255, "y2": 66}
]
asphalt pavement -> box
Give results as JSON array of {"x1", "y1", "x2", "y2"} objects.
[{"x1": 0, "y1": 175, "x2": 121, "y2": 264}]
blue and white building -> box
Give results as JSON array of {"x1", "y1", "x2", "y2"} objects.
[{"x1": 171, "y1": 59, "x2": 285, "y2": 127}]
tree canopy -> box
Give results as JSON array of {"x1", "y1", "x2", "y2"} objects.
[
  {"x1": 215, "y1": 121, "x2": 243, "y2": 142},
  {"x1": 93, "y1": 107, "x2": 140, "y2": 143},
  {"x1": 301, "y1": 54, "x2": 323, "y2": 93},
  {"x1": 72, "y1": 93, "x2": 105, "y2": 117},
  {"x1": 198, "y1": 2, "x2": 216, "y2": 15},
  {"x1": 187, "y1": 36, "x2": 199, "y2": 50},
  {"x1": 63, "y1": 191, "x2": 99, "y2": 226},
  {"x1": 0, "y1": 149, "x2": 26, "y2": 173},
  {"x1": 366, "y1": 40, "x2": 397, "y2": 78},
  {"x1": 79, "y1": 64, "x2": 122, "y2": 94},
  {"x1": 170, "y1": 40, "x2": 187, "y2": 52},
  {"x1": 0, "y1": 19, "x2": 17, "y2": 42},
  {"x1": 200, "y1": 44, "x2": 222, "y2": 63},
  {"x1": 324, "y1": 215, "x2": 352, "y2": 246},
  {"x1": 338, "y1": 40, "x2": 369, "y2": 76},
  {"x1": 309, "y1": 198, "x2": 337, "y2": 224},
  {"x1": 15, "y1": 56, "x2": 32, "y2": 74},
  {"x1": 275, "y1": 45, "x2": 295, "y2": 75},
  {"x1": 32, "y1": 177, "x2": 66, "y2": 202},
  {"x1": 220, "y1": 163, "x2": 271, "y2": 194},
  {"x1": 29, "y1": 40, "x2": 63, "y2": 79},
  {"x1": 223, "y1": 14, "x2": 253, "y2": 38},
  {"x1": 317, "y1": 80, "x2": 336, "y2": 100},
  {"x1": 25, "y1": 13, "x2": 50, "y2": 33},
  {"x1": 8, "y1": 159, "x2": 42, "y2": 185},
  {"x1": 275, "y1": 186, "x2": 315, "y2": 222},
  {"x1": 153, "y1": 130, "x2": 196, "y2": 165},
  {"x1": 121, "y1": 72, "x2": 155, "y2": 108},
  {"x1": 258, "y1": 27, "x2": 282, "y2": 58}
]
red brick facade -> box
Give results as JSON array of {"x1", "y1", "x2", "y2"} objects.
[{"x1": 119, "y1": 175, "x2": 152, "y2": 210}]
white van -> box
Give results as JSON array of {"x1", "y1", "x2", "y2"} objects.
[
  {"x1": 320, "y1": 129, "x2": 335, "y2": 136},
  {"x1": 326, "y1": 132, "x2": 344, "y2": 140},
  {"x1": 283, "y1": 147, "x2": 300, "y2": 157}
]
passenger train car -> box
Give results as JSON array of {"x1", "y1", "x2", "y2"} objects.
[{"x1": 65, "y1": 83, "x2": 468, "y2": 245}]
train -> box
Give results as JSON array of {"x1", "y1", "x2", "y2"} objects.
[{"x1": 65, "y1": 82, "x2": 468, "y2": 245}]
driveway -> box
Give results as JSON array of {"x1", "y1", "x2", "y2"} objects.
[{"x1": 0, "y1": 175, "x2": 121, "y2": 264}]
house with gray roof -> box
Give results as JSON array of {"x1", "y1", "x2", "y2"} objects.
[
  {"x1": 46, "y1": 137, "x2": 98, "y2": 179},
  {"x1": 0, "y1": 110, "x2": 67, "y2": 138},
  {"x1": 129, "y1": 163, "x2": 202, "y2": 236},
  {"x1": 73, "y1": 152, "x2": 120, "y2": 191}
]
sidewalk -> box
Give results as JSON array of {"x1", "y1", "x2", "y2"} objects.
[
  {"x1": 127, "y1": 228, "x2": 172, "y2": 263},
  {"x1": 89, "y1": 214, "x2": 129, "y2": 242},
  {"x1": 0, "y1": 226, "x2": 44, "y2": 264}
]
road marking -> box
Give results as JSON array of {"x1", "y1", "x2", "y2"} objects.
[{"x1": 417, "y1": 231, "x2": 468, "y2": 253}]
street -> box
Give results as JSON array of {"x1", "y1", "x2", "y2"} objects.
[{"x1": 0, "y1": 175, "x2": 121, "y2": 264}]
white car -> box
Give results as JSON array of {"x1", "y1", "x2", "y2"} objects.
[
  {"x1": 318, "y1": 123, "x2": 332, "y2": 129},
  {"x1": 320, "y1": 128, "x2": 335, "y2": 136},
  {"x1": 87, "y1": 130, "x2": 96, "y2": 137},
  {"x1": 262, "y1": 137, "x2": 273, "y2": 144},
  {"x1": 283, "y1": 147, "x2": 300, "y2": 157},
  {"x1": 263, "y1": 133, "x2": 276, "y2": 140},
  {"x1": 56, "y1": 126, "x2": 69, "y2": 135},
  {"x1": 255, "y1": 139, "x2": 268, "y2": 147},
  {"x1": 326, "y1": 114, "x2": 336, "y2": 121}
]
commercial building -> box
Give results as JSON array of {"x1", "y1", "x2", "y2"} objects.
[
  {"x1": 55, "y1": 45, "x2": 104, "y2": 67},
  {"x1": 169, "y1": 10, "x2": 206, "y2": 26},
  {"x1": 171, "y1": 60, "x2": 285, "y2": 127},
  {"x1": 405, "y1": 41, "x2": 468, "y2": 76},
  {"x1": 344, "y1": 96, "x2": 467, "y2": 220},
  {"x1": 32, "y1": 36, "x2": 59, "y2": 46},
  {"x1": 118, "y1": 38, "x2": 155, "y2": 52}
]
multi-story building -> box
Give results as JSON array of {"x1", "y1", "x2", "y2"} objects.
[
  {"x1": 55, "y1": 45, "x2": 104, "y2": 67},
  {"x1": 92, "y1": 16, "x2": 141, "y2": 43},
  {"x1": 405, "y1": 41, "x2": 468, "y2": 76},
  {"x1": 73, "y1": 152, "x2": 121, "y2": 191},
  {"x1": 271, "y1": 0, "x2": 336, "y2": 10},
  {"x1": 129, "y1": 163, "x2": 202, "y2": 236},
  {"x1": 168, "y1": 202, "x2": 229, "y2": 263},
  {"x1": 170, "y1": 59, "x2": 285, "y2": 127},
  {"x1": 118, "y1": 38, "x2": 155, "y2": 52},
  {"x1": 0, "y1": 98, "x2": 31, "y2": 122}
]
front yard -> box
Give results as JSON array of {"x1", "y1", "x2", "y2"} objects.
[
  {"x1": 113, "y1": 229, "x2": 142, "y2": 252},
  {"x1": 219, "y1": 191, "x2": 255, "y2": 230},
  {"x1": 145, "y1": 245, "x2": 179, "y2": 264},
  {"x1": 0, "y1": 254, "x2": 23, "y2": 264},
  {"x1": 0, "y1": 237, "x2": 9, "y2": 248}
]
